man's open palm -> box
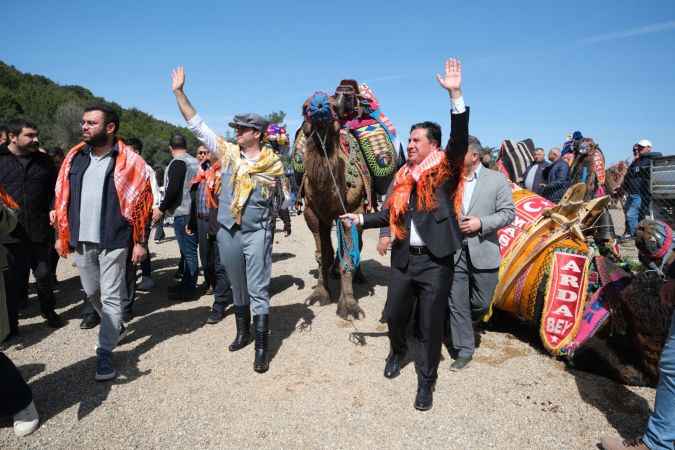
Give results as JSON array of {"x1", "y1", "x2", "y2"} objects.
[
  {"x1": 171, "y1": 66, "x2": 185, "y2": 92},
  {"x1": 436, "y1": 58, "x2": 462, "y2": 91}
]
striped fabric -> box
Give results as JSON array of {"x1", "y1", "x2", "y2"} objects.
[{"x1": 498, "y1": 138, "x2": 536, "y2": 183}]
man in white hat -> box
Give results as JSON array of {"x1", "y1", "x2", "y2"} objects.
[{"x1": 621, "y1": 139, "x2": 662, "y2": 239}]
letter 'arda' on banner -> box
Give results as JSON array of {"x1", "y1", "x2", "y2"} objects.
[{"x1": 540, "y1": 252, "x2": 590, "y2": 353}]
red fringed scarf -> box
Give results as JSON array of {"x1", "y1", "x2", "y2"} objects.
[
  {"x1": 204, "y1": 161, "x2": 222, "y2": 209},
  {"x1": 0, "y1": 185, "x2": 19, "y2": 209},
  {"x1": 53, "y1": 140, "x2": 153, "y2": 256},
  {"x1": 385, "y1": 150, "x2": 462, "y2": 240},
  {"x1": 190, "y1": 167, "x2": 207, "y2": 186}
]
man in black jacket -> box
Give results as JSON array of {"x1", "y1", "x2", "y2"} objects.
[
  {"x1": 0, "y1": 119, "x2": 63, "y2": 337},
  {"x1": 622, "y1": 140, "x2": 662, "y2": 238},
  {"x1": 341, "y1": 58, "x2": 468, "y2": 411}
]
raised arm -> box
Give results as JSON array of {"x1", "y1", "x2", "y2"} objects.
[
  {"x1": 171, "y1": 66, "x2": 220, "y2": 153},
  {"x1": 436, "y1": 58, "x2": 468, "y2": 167}
]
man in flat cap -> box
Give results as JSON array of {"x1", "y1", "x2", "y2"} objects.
[{"x1": 170, "y1": 67, "x2": 288, "y2": 373}]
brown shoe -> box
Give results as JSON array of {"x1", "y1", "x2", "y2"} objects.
[{"x1": 599, "y1": 436, "x2": 648, "y2": 450}]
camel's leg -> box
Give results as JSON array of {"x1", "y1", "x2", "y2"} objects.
[
  {"x1": 336, "y1": 221, "x2": 365, "y2": 320},
  {"x1": 304, "y1": 209, "x2": 331, "y2": 306}
]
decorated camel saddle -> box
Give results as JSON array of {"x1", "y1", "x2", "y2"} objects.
[
  {"x1": 490, "y1": 182, "x2": 673, "y2": 386},
  {"x1": 491, "y1": 183, "x2": 612, "y2": 354},
  {"x1": 292, "y1": 81, "x2": 398, "y2": 196}
]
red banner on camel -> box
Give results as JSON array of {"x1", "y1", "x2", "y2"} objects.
[
  {"x1": 540, "y1": 252, "x2": 589, "y2": 352},
  {"x1": 497, "y1": 189, "x2": 555, "y2": 256}
]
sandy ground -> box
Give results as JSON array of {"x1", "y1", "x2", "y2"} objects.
[{"x1": 0, "y1": 212, "x2": 655, "y2": 449}]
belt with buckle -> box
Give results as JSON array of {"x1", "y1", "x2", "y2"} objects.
[{"x1": 409, "y1": 245, "x2": 429, "y2": 255}]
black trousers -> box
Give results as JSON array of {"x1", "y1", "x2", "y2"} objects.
[
  {"x1": 386, "y1": 253, "x2": 452, "y2": 383},
  {"x1": 4, "y1": 241, "x2": 55, "y2": 333},
  {"x1": 0, "y1": 352, "x2": 32, "y2": 416},
  {"x1": 211, "y1": 237, "x2": 233, "y2": 311}
]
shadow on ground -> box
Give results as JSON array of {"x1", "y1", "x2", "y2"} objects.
[
  {"x1": 13, "y1": 306, "x2": 209, "y2": 425},
  {"x1": 268, "y1": 303, "x2": 315, "y2": 364}
]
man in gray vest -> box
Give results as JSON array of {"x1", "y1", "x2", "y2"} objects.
[
  {"x1": 170, "y1": 66, "x2": 288, "y2": 373},
  {"x1": 153, "y1": 134, "x2": 200, "y2": 300}
]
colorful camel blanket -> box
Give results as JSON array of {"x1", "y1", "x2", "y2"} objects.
[{"x1": 54, "y1": 140, "x2": 153, "y2": 255}]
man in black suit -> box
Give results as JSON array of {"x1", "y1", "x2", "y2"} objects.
[{"x1": 341, "y1": 58, "x2": 468, "y2": 411}]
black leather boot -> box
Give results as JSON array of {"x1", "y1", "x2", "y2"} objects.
[
  {"x1": 228, "y1": 305, "x2": 251, "y2": 352},
  {"x1": 253, "y1": 314, "x2": 269, "y2": 373}
]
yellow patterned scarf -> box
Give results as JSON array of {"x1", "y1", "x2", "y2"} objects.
[{"x1": 216, "y1": 138, "x2": 284, "y2": 224}]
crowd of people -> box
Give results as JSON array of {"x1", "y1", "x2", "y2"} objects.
[
  {"x1": 516, "y1": 135, "x2": 662, "y2": 243},
  {"x1": 0, "y1": 59, "x2": 673, "y2": 450}
]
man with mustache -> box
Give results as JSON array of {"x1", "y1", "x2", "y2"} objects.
[
  {"x1": 53, "y1": 104, "x2": 152, "y2": 381},
  {"x1": 341, "y1": 58, "x2": 469, "y2": 410},
  {"x1": 0, "y1": 118, "x2": 63, "y2": 340}
]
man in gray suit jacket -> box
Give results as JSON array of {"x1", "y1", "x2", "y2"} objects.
[{"x1": 448, "y1": 139, "x2": 515, "y2": 370}]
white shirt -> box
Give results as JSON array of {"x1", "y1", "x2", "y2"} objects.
[
  {"x1": 146, "y1": 165, "x2": 161, "y2": 208},
  {"x1": 362, "y1": 95, "x2": 466, "y2": 246},
  {"x1": 461, "y1": 163, "x2": 481, "y2": 215}
]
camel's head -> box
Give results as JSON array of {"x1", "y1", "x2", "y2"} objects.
[
  {"x1": 301, "y1": 91, "x2": 340, "y2": 139},
  {"x1": 333, "y1": 79, "x2": 360, "y2": 121}
]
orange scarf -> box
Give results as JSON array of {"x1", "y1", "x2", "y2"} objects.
[
  {"x1": 385, "y1": 150, "x2": 460, "y2": 240},
  {"x1": 204, "y1": 161, "x2": 222, "y2": 209},
  {"x1": 53, "y1": 140, "x2": 153, "y2": 256},
  {"x1": 0, "y1": 185, "x2": 19, "y2": 209}
]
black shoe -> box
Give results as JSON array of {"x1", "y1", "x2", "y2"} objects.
[
  {"x1": 450, "y1": 355, "x2": 472, "y2": 371},
  {"x1": 229, "y1": 305, "x2": 251, "y2": 351},
  {"x1": 42, "y1": 309, "x2": 65, "y2": 328},
  {"x1": 206, "y1": 307, "x2": 225, "y2": 324},
  {"x1": 80, "y1": 314, "x2": 100, "y2": 329},
  {"x1": 122, "y1": 308, "x2": 134, "y2": 323},
  {"x1": 253, "y1": 314, "x2": 269, "y2": 373},
  {"x1": 384, "y1": 352, "x2": 402, "y2": 379},
  {"x1": 173, "y1": 269, "x2": 183, "y2": 280},
  {"x1": 414, "y1": 380, "x2": 435, "y2": 411},
  {"x1": 2, "y1": 328, "x2": 20, "y2": 344}
]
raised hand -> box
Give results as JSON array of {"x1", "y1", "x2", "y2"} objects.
[
  {"x1": 171, "y1": 66, "x2": 185, "y2": 92},
  {"x1": 436, "y1": 58, "x2": 462, "y2": 93}
]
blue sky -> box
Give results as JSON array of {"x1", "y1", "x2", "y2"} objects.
[{"x1": 2, "y1": 0, "x2": 674, "y2": 164}]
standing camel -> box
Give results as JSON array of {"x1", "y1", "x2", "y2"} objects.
[{"x1": 299, "y1": 91, "x2": 371, "y2": 320}]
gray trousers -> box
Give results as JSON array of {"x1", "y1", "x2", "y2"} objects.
[
  {"x1": 74, "y1": 243, "x2": 127, "y2": 352},
  {"x1": 448, "y1": 246, "x2": 499, "y2": 358},
  {"x1": 216, "y1": 225, "x2": 273, "y2": 316}
]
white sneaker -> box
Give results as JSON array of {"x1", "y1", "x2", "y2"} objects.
[
  {"x1": 13, "y1": 401, "x2": 39, "y2": 437},
  {"x1": 137, "y1": 276, "x2": 155, "y2": 291}
]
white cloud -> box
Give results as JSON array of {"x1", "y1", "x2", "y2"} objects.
[{"x1": 578, "y1": 20, "x2": 675, "y2": 44}]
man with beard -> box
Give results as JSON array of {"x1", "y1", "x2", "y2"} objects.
[
  {"x1": 53, "y1": 104, "x2": 152, "y2": 381},
  {"x1": 0, "y1": 119, "x2": 63, "y2": 339},
  {"x1": 171, "y1": 66, "x2": 287, "y2": 373},
  {"x1": 341, "y1": 58, "x2": 469, "y2": 410}
]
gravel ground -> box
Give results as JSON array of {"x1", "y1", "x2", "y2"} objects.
[{"x1": 0, "y1": 212, "x2": 655, "y2": 449}]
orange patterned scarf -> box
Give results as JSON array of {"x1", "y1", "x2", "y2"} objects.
[
  {"x1": 204, "y1": 161, "x2": 222, "y2": 209},
  {"x1": 385, "y1": 150, "x2": 460, "y2": 240},
  {"x1": 53, "y1": 139, "x2": 153, "y2": 256},
  {"x1": 0, "y1": 185, "x2": 19, "y2": 209}
]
